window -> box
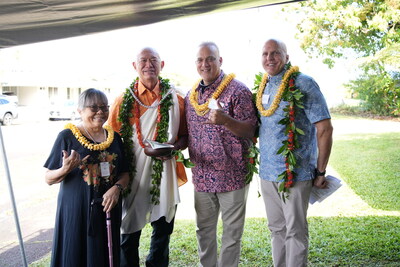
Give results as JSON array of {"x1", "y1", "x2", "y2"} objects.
[
  {"x1": 2, "y1": 86, "x2": 17, "y2": 96},
  {"x1": 48, "y1": 87, "x2": 58, "y2": 100}
]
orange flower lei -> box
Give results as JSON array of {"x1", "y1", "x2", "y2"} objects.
[
  {"x1": 132, "y1": 80, "x2": 162, "y2": 148},
  {"x1": 119, "y1": 77, "x2": 173, "y2": 204}
]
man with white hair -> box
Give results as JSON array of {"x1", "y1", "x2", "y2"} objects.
[{"x1": 108, "y1": 47, "x2": 188, "y2": 267}]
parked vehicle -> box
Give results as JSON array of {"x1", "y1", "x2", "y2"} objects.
[
  {"x1": 1, "y1": 93, "x2": 18, "y2": 104},
  {"x1": 0, "y1": 95, "x2": 18, "y2": 126},
  {"x1": 49, "y1": 100, "x2": 80, "y2": 121}
]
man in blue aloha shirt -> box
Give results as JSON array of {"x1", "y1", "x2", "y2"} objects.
[{"x1": 257, "y1": 39, "x2": 333, "y2": 267}]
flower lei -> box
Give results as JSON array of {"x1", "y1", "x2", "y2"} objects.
[
  {"x1": 245, "y1": 142, "x2": 260, "y2": 185},
  {"x1": 65, "y1": 123, "x2": 114, "y2": 151},
  {"x1": 255, "y1": 65, "x2": 300, "y2": 117},
  {"x1": 64, "y1": 123, "x2": 116, "y2": 190},
  {"x1": 254, "y1": 63, "x2": 304, "y2": 200},
  {"x1": 189, "y1": 73, "x2": 258, "y2": 185},
  {"x1": 79, "y1": 151, "x2": 117, "y2": 190},
  {"x1": 132, "y1": 80, "x2": 162, "y2": 148},
  {"x1": 189, "y1": 73, "x2": 235, "y2": 116},
  {"x1": 118, "y1": 77, "x2": 193, "y2": 204}
]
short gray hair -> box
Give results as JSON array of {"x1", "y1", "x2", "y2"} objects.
[
  {"x1": 77, "y1": 88, "x2": 108, "y2": 110},
  {"x1": 136, "y1": 47, "x2": 161, "y2": 62},
  {"x1": 198, "y1": 41, "x2": 220, "y2": 55}
]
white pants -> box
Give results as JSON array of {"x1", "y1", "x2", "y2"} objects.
[
  {"x1": 261, "y1": 179, "x2": 312, "y2": 267},
  {"x1": 194, "y1": 185, "x2": 249, "y2": 267}
]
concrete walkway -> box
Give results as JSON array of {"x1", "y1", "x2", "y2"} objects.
[{"x1": 176, "y1": 118, "x2": 400, "y2": 220}]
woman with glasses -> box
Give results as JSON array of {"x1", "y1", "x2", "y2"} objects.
[{"x1": 44, "y1": 88, "x2": 130, "y2": 267}]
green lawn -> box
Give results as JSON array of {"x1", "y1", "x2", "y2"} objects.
[
  {"x1": 141, "y1": 216, "x2": 400, "y2": 266},
  {"x1": 30, "y1": 118, "x2": 400, "y2": 266},
  {"x1": 329, "y1": 132, "x2": 400, "y2": 211}
]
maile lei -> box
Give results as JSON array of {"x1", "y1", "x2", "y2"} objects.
[
  {"x1": 253, "y1": 63, "x2": 304, "y2": 200},
  {"x1": 119, "y1": 77, "x2": 192, "y2": 204},
  {"x1": 65, "y1": 123, "x2": 117, "y2": 190},
  {"x1": 189, "y1": 73, "x2": 259, "y2": 184}
]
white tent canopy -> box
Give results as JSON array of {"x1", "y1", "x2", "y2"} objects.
[
  {"x1": 0, "y1": 0, "x2": 301, "y2": 49},
  {"x1": 1, "y1": 1, "x2": 302, "y2": 266}
]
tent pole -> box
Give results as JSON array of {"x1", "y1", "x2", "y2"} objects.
[{"x1": 0, "y1": 126, "x2": 28, "y2": 267}]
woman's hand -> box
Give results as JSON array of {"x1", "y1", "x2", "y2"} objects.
[
  {"x1": 62, "y1": 150, "x2": 88, "y2": 173},
  {"x1": 102, "y1": 185, "x2": 120, "y2": 213},
  {"x1": 45, "y1": 150, "x2": 89, "y2": 185}
]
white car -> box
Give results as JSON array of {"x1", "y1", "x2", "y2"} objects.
[
  {"x1": 0, "y1": 95, "x2": 18, "y2": 126},
  {"x1": 49, "y1": 100, "x2": 80, "y2": 121}
]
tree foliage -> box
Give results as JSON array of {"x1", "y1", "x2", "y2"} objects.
[{"x1": 285, "y1": 0, "x2": 400, "y2": 116}]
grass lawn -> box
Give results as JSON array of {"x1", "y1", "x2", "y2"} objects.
[
  {"x1": 330, "y1": 132, "x2": 400, "y2": 211},
  {"x1": 31, "y1": 216, "x2": 400, "y2": 267},
  {"x1": 134, "y1": 216, "x2": 400, "y2": 267},
  {"x1": 30, "y1": 117, "x2": 400, "y2": 266}
]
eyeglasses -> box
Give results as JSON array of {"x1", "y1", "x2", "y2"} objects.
[
  {"x1": 195, "y1": 56, "x2": 217, "y2": 65},
  {"x1": 85, "y1": 105, "x2": 109, "y2": 112}
]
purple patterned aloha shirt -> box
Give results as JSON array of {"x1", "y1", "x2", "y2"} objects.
[{"x1": 185, "y1": 71, "x2": 258, "y2": 193}]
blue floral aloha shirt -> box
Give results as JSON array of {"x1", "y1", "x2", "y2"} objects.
[{"x1": 259, "y1": 68, "x2": 331, "y2": 182}]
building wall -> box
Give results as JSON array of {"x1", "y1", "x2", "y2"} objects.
[
  {"x1": 2, "y1": 85, "x2": 112, "y2": 107},
  {"x1": 18, "y1": 86, "x2": 42, "y2": 106}
]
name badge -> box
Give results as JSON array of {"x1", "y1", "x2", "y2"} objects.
[
  {"x1": 262, "y1": 94, "x2": 270, "y2": 104},
  {"x1": 100, "y1": 162, "x2": 110, "y2": 177}
]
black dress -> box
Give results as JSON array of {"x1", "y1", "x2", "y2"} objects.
[{"x1": 44, "y1": 128, "x2": 129, "y2": 267}]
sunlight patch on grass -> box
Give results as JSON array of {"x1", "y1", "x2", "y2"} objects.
[{"x1": 330, "y1": 132, "x2": 400, "y2": 211}]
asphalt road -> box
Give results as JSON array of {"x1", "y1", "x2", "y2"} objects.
[
  {"x1": 0, "y1": 116, "x2": 265, "y2": 266},
  {"x1": 0, "y1": 116, "x2": 63, "y2": 267},
  {"x1": 0, "y1": 110, "x2": 267, "y2": 266}
]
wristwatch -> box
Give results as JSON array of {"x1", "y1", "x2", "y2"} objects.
[
  {"x1": 315, "y1": 168, "x2": 326, "y2": 177},
  {"x1": 114, "y1": 183, "x2": 124, "y2": 192}
]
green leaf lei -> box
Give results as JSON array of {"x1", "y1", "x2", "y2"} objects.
[
  {"x1": 253, "y1": 62, "x2": 305, "y2": 201},
  {"x1": 245, "y1": 143, "x2": 260, "y2": 185},
  {"x1": 173, "y1": 150, "x2": 195, "y2": 168},
  {"x1": 118, "y1": 77, "x2": 172, "y2": 204},
  {"x1": 244, "y1": 73, "x2": 263, "y2": 187}
]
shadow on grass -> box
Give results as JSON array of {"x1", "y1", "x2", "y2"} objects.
[
  {"x1": 27, "y1": 216, "x2": 400, "y2": 267},
  {"x1": 137, "y1": 216, "x2": 400, "y2": 267}
]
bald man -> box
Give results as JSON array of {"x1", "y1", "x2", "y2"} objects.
[
  {"x1": 108, "y1": 47, "x2": 188, "y2": 267},
  {"x1": 257, "y1": 39, "x2": 333, "y2": 267}
]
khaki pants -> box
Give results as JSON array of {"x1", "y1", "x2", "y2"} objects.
[
  {"x1": 194, "y1": 185, "x2": 249, "y2": 267},
  {"x1": 260, "y1": 179, "x2": 312, "y2": 267}
]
